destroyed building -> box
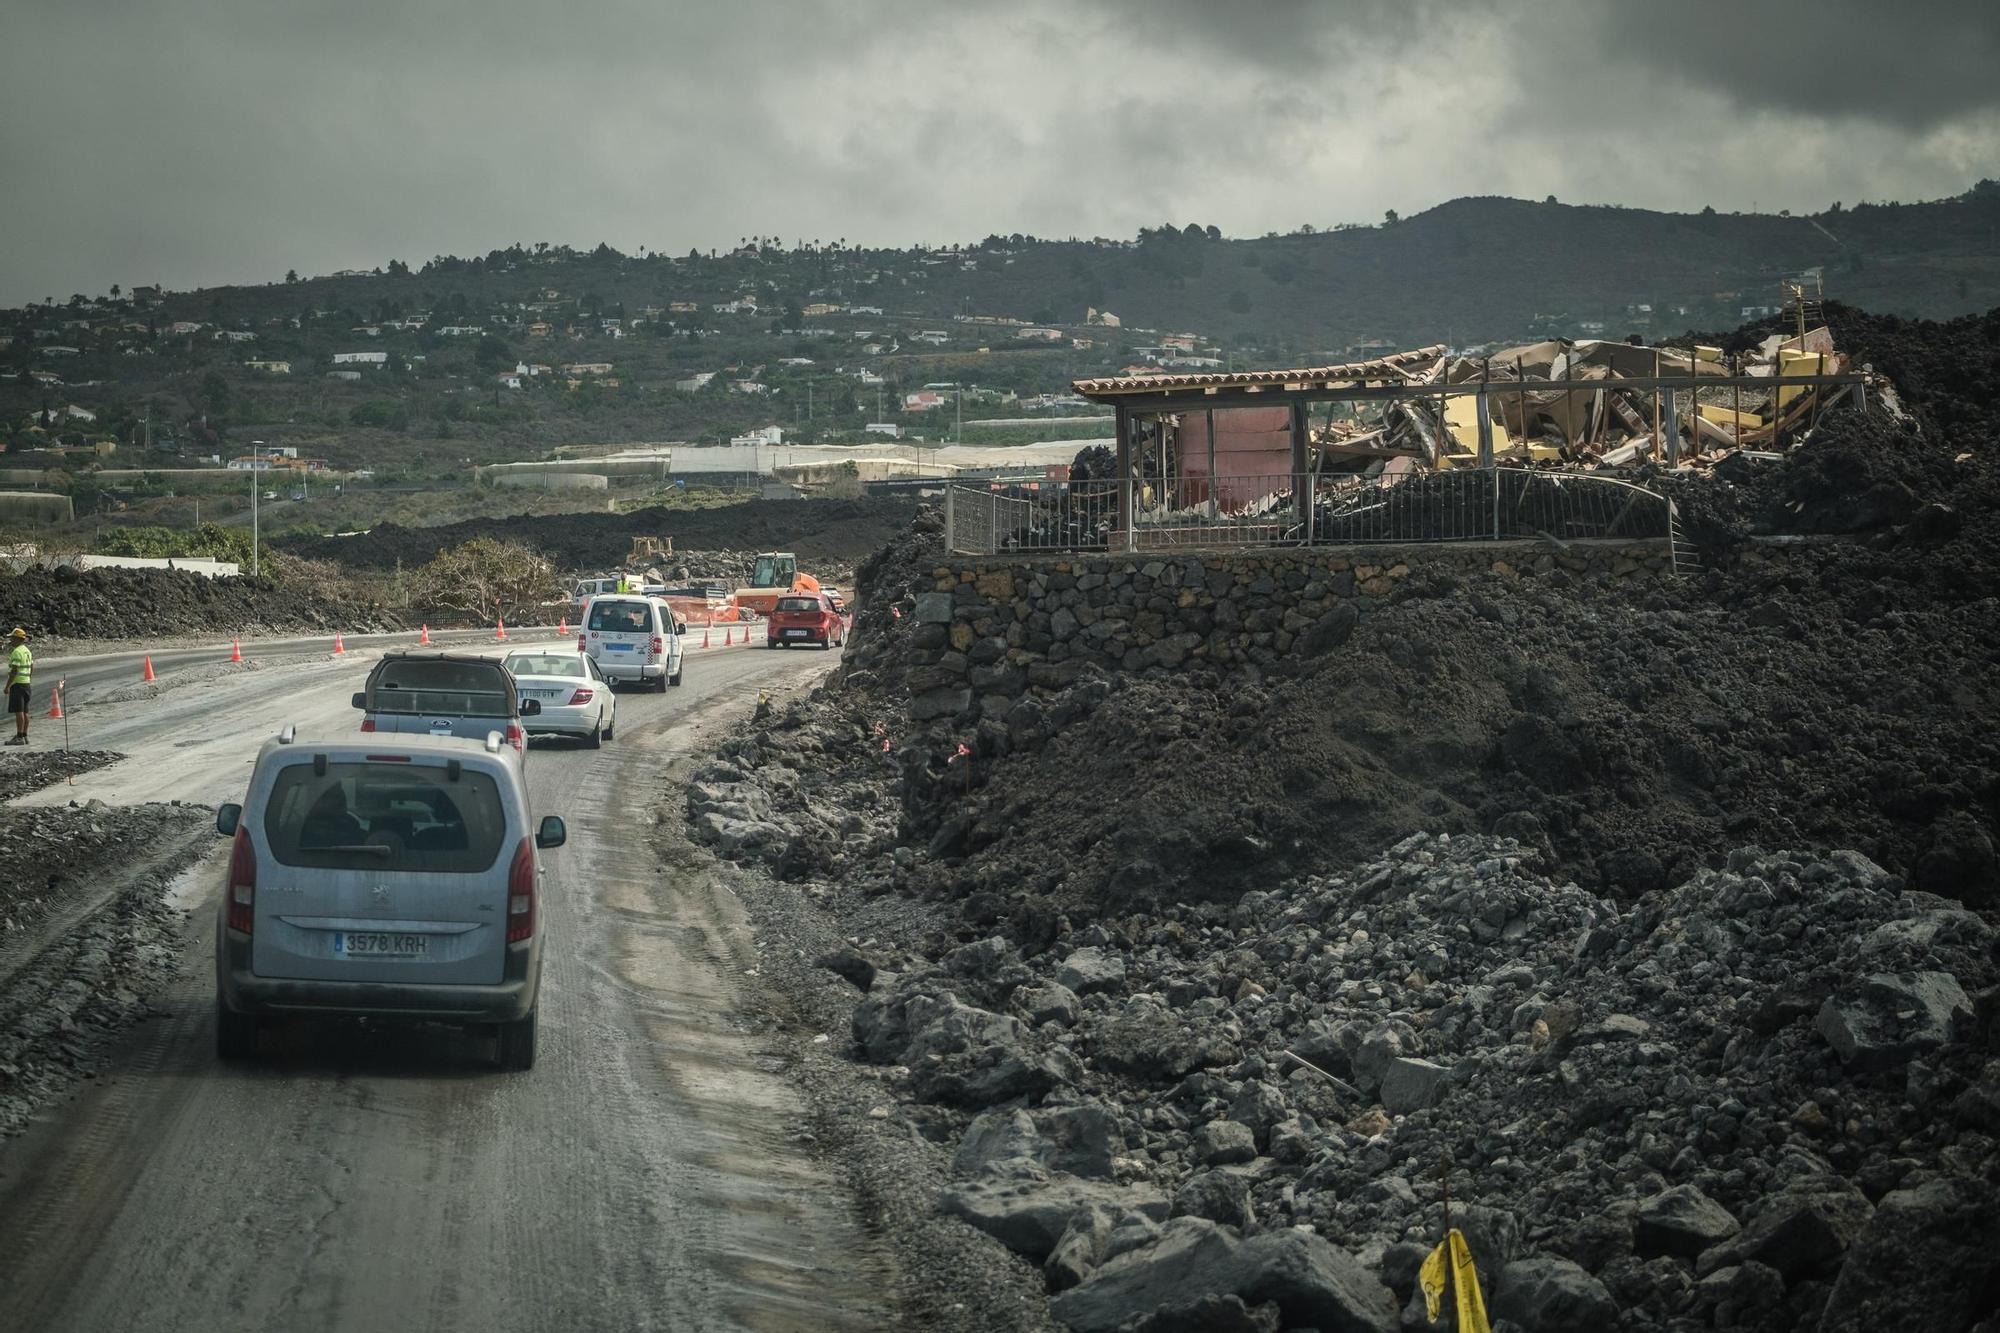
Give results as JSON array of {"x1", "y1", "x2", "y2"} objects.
[{"x1": 996, "y1": 302, "x2": 1884, "y2": 557}]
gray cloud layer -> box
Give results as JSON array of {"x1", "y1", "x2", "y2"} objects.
[{"x1": 2, "y1": 0, "x2": 1995, "y2": 305}]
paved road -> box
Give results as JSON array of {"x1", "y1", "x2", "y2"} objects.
[
  {"x1": 0, "y1": 638, "x2": 892, "y2": 1332},
  {"x1": 37, "y1": 625, "x2": 627, "y2": 709}
]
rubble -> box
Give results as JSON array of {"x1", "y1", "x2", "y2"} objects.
[
  {"x1": 0, "y1": 802, "x2": 210, "y2": 1137},
  {"x1": 818, "y1": 835, "x2": 1998, "y2": 1330},
  {"x1": 688, "y1": 306, "x2": 2000, "y2": 1331},
  {"x1": 0, "y1": 749, "x2": 118, "y2": 803}
]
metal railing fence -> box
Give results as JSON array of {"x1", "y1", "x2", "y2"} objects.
[{"x1": 944, "y1": 468, "x2": 1675, "y2": 558}]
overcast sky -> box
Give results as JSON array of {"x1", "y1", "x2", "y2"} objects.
[{"x1": 2, "y1": 0, "x2": 1995, "y2": 306}]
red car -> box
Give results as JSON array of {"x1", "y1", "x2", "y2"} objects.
[{"x1": 766, "y1": 593, "x2": 846, "y2": 650}]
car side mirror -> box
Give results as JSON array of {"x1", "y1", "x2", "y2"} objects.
[
  {"x1": 536, "y1": 815, "x2": 567, "y2": 850},
  {"x1": 675, "y1": 619, "x2": 686, "y2": 634},
  {"x1": 519, "y1": 698, "x2": 542, "y2": 716},
  {"x1": 216, "y1": 803, "x2": 241, "y2": 837},
  {"x1": 351, "y1": 692, "x2": 367, "y2": 709}
]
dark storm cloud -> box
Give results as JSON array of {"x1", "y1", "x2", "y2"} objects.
[
  {"x1": 1, "y1": 0, "x2": 1994, "y2": 305},
  {"x1": 1579, "y1": 1, "x2": 2000, "y2": 129}
]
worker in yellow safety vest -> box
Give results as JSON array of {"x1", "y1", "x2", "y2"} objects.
[{"x1": 6, "y1": 627, "x2": 32, "y2": 746}]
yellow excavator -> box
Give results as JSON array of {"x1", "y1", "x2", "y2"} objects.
[{"x1": 732, "y1": 551, "x2": 821, "y2": 617}]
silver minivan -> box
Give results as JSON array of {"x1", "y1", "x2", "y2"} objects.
[
  {"x1": 579, "y1": 595, "x2": 683, "y2": 690},
  {"x1": 212, "y1": 729, "x2": 566, "y2": 1070}
]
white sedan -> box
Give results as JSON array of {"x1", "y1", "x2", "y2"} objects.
[{"x1": 503, "y1": 648, "x2": 617, "y2": 748}]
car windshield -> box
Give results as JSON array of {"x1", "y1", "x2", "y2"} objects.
[
  {"x1": 588, "y1": 601, "x2": 652, "y2": 633},
  {"x1": 505, "y1": 654, "x2": 585, "y2": 678},
  {"x1": 775, "y1": 597, "x2": 819, "y2": 613},
  {"x1": 263, "y1": 761, "x2": 506, "y2": 873},
  {"x1": 369, "y1": 659, "x2": 511, "y2": 717}
]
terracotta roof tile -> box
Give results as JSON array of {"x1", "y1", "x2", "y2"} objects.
[{"x1": 1072, "y1": 345, "x2": 1447, "y2": 399}]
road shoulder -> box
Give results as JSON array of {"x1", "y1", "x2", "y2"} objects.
[{"x1": 658, "y1": 674, "x2": 1060, "y2": 1333}]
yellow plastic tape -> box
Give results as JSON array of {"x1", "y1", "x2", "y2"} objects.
[{"x1": 1418, "y1": 1229, "x2": 1491, "y2": 1332}]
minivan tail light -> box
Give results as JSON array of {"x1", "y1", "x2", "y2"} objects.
[
  {"x1": 577, "y1": 633, "x2": 587, "y2": 653},
  {"x1": 650, "y1": 634, "x2": 664, "y2": 657},
  {"x1": 567, "y1": 686, "x2": 595, "y2": 705},
  {"x1": 507, "y1": 837, "x2": 536, "y2": 942},
  {"x1": 226, "y1": 826, "x2": 256, "y2": 934},
  {"x1": 505, "y1": 722, "x2": 525, "y2": 753},
  {"x1": 359, "y1": 717, "x2": 376, "y2": 733}
]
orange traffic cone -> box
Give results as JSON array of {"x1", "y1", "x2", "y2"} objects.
[
  {"x1": 495, "y1": 616, "x2": 507, "y2": 642},
  {"x1": 230, "y1": 639, "x2": 243, "y2": 663},
  {"x1": 558, "y1": 617, "x2": 569, "y2": 637},
  {"x1": 46, "y1": 685, "x2": 62, "y2": 719},
  {"x1": 724, "y1": 626, "x2": 733, "y2": 646},
  {"x1": 332, "y1": 633, "x2": 345, "y2": 656},
  {"x1": 701, "y1": 625, "x2": 711, "y2": 648},
  {"x1": 142, "y1": 656, "x2": 155, "y2": 682},
  {"x1": 419, "y1": 624, "x2": 432, "y2": 645}
]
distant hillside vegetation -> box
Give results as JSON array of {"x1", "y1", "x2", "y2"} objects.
[{"x1": 5, "y1": 183, "x2": 1994, "y2": 480}]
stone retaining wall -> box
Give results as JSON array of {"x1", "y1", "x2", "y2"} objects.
[{"x1": 900, "y1": 540, "x2": 1672, "y2": 720}]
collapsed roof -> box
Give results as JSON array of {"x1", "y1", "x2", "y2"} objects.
[{"x1": 1075, "y1": 326, "x2": 1891, "y2": 479}]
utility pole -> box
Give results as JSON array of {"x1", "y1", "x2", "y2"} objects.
[
  {"x1": 955, "y1": 383, "x2": 963, "y2": 444},
  {"x1": 249, "y1": 440, "x2": 263, "y2": 576}
]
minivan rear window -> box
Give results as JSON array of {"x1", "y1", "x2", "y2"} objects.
[
  {"x1": 369, "y1": 659, "x2": 512, "y2": 717},
  {"x1": 775, "y1": 597, "x2": 820, "y2": 613},
  {"x1": 588, "y1": 601, "x2": 653, "y2": 634},
  {"x1": 264, "y1": 762, "x2": 507, "y2": 873}
]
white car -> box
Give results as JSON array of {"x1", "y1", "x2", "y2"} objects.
[
  {"x1": 503, "y1": 647, "x2": 617, "y2": 748},
  {"x1": 579, "y1": 595, "x2": 684, "y2": 691}
]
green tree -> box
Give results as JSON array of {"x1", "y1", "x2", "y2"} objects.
[
  {"x1": 475, "y1": 335, "x2": 514, "y2": 369},
  {"x1": 285, "y1": 268, "x2": 299, "y2": 283},
  {"x1": 1383, "y1": 209, "x2": 1399, "y2": 226},
  {"x1": 199, "y1": 371, "x2": 231, "y2": 415}
]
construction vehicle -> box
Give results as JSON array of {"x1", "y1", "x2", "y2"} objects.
[
  {"x1": 731, "y1": 551, "x2": 821, "y2": 618},
  {"x1": 626, "y1": 535, "x2": 671, "y2": 566}
]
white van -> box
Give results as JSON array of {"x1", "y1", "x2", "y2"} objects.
[
  {"x1": 579, "y1": 594, "x2": 683, "y2": 690},
  {"x1": 212, "y1": 729, "x2": 565, "y2": 1070}
]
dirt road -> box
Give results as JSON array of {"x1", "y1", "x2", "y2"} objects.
[{"x1": 0, "y1": 639, "x2": 893, "y2": 1332}]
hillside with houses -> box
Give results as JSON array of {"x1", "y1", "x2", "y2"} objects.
[{"x1": 3, "y1": 183, "x2": 1997, "y2": 494}]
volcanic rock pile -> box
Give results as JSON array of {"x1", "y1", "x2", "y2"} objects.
[
  {"x1": 820, "y1": 834, "x2": 1998, "y2": 1330},
  {"x1": 687, "y1": 306, "x2": 2000, "y2": 1330},
  {"x1": 0, "y1": 565, "x2": 404, "y2": 640},
  {"x1": 280, "y1": 494, "x2": 917, "y2": 573}
]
